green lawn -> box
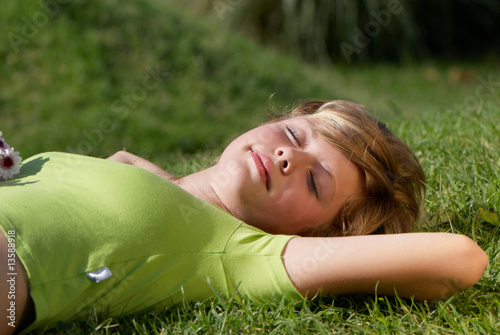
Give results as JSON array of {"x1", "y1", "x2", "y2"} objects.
[{"x1": 2, "y1": 0, "x2": 500, "y2": 334}]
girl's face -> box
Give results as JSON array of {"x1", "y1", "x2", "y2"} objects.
[{"x1": 211, "y1": 116, "x2": 363, "y2": 235}]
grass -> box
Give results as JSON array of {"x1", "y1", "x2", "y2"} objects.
[{"x1": 1, "y1": 0, "x2": 500, "y2": 334}]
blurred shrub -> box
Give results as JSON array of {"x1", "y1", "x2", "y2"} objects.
[
  {"x1": 219, "y1": 0, "x2": 500, "y2": 63},
  {"x1": 1, "y1": 0, "x2": 341, "y2": 159}
]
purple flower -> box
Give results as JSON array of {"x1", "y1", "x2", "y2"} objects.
[
  {"x1": 0, "y1": 131, "x2": 11, "y2": 151},
  {"x1": 0, "y1": 131, "x2": 22, "y2": 181}
]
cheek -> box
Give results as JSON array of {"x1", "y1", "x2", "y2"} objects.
[
  {"x1": 242, "y1": 127, "x2": 278, "y2": 143},
  {"x1": 272, "y1": 183, "x2": 298, "y2": 210},
  {"x1": 271, "y1": 191, "x2": 316, "y2": 223},
  {"x1": 251, "y1": 126, "x2": 286, "y2": 147}
]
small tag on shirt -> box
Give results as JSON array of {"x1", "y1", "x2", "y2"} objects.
[{"x1": 86, "y1": 267, "x2": 112, "y2": 283}]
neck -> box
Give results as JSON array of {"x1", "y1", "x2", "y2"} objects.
[{"x1": 174, "y1": 166, "x2": 230, "y2": 213}]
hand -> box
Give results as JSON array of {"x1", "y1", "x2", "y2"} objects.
[{"x1": 108, "y1": 151, "x2": 176, "y2": 181}]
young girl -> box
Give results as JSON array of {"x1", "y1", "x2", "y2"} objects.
[{"x1": 0, "y1": 100, "x2": 488, "y2": 334}]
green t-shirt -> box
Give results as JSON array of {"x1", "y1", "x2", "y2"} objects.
[{"x1": 0, "y1": 152, "x2": 301, "y2": 333}]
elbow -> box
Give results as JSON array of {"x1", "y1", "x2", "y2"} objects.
[{"x1": 449, "y1": 235, "x2": 489, "y2": 292}]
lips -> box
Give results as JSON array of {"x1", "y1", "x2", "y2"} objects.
[{"x1": 251, "y1": 149, "x2": 271, "y2": 190}]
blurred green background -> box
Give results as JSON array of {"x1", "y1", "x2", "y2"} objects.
[
  {"x1": 1, "y1": 0, "x2": 498, "y2": 173},
  {"x1": 2, "y1": 1, "x2": 500, "y2": 334}
]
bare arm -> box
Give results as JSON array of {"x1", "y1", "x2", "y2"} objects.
[
  {"x1": 108, "y1": 151, "x2": 176, "y2": 181},
  {"x1": 282, "y1": 232, "x2": 488, "y2": 301}
]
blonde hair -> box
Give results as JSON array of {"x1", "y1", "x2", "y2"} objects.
[{"x1": 282, "y1": 100, "x2": 425, "y2": 237}]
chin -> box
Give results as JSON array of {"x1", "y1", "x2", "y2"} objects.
[{"x1": 242, "y1": 218, "x2": 270, "y2": 233}]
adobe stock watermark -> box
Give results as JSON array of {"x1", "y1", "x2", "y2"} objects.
[
  {"x1": 340, "y1": 0, "x2": 409, "y2": 63},
  {"x1": 54, "y1": 65, "x2": 168, "y2": 181},
  {"x1": 286, "y1": 239, "x2": 339, "y2": 286},
  {"x1": 65, "y1": 65, "x2": 168, "y2": 156},
  {"x1": 447, "y1": 74, "x2": 500, "y2": 114},
  {"x1": 176, "y1": 122, "x2": 284, "y2": 224},
  {"x1": 213, "y1": 0, "x2": 244, "y2": 20},
  {"x1": 6, "y1": 230, "x2": 18, "y2": 328},
  {"x1": 74, "y1": 266, "x2": 136, "y2": 322},
  {"x1": 177, "y1": 159, "x2": 243, "y2": 225},
  {"x1": 7, "y1": 0, "x2": 71, "y2": 53}
]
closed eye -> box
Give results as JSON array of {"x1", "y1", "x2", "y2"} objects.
[
  {"x1": 309, "y1": 170, "x2": 318, "y2": 198},
  {"x1": 286, "y1": 126, "x2": 301, "y2": 147}
]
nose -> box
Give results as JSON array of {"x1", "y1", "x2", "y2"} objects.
[{"x1": 276, "y1": 147, "x2": 310, "y2": 175}]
